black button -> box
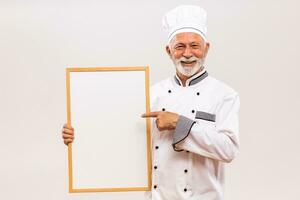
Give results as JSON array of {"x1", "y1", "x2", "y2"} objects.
[
  {"x1": 184, "y1": 188, "x2": 187, "y2": 192},
  {"x1": 162, "y1": 108, "x2": 166, "y2": 111},
  {"x1": 168, "y1": 90, "x2": 172, "y2": 93},
  {"x1": 154, "y1": 185, "x2": 157, "y2": 189},
  {"x1": 197, "y1": 92, "x2": 200, "y2": 96},
  {"x1": 184, "y1": 169, "x2": 188, "y2": 173},
  {"x1": 154, "y1": 166, "x2": 157, "y2": 170},
  {"x1": 191, "y1": 110, "x2": 195, "y2": 113},
  {"x1": 155, "y1": 146, "x2": 159, "y2": 149}
]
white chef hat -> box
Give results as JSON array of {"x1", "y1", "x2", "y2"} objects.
[{"x1": 162, "y1": 5, "x2": 208, "y2": 44}]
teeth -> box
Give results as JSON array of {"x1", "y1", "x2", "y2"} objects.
[{"x1": 182, "y1": 61, "x2": 196, "y2": 64}]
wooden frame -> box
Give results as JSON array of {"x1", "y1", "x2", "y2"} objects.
[{"x1": 65, "y1": 66, "x2": 152, "y2": 193}]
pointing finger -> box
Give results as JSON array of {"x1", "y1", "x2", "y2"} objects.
[{"x1": 141, "y1": 111, "x2": 160, "y2": 118}]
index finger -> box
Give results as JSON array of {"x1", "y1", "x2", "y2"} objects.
[{"x1": 141, "y1": 111, "x2": 160, "y2": 118}]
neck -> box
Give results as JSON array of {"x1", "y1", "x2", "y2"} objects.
[{"x1": 176, "y1": 66, "x2": 204, "y2": 87}]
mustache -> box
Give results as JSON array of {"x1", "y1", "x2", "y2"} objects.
[{"x1": 177, "y1": 56, "x2": 199, "y2": 62}]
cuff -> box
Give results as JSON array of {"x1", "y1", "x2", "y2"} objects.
[{"x1": 172, "y1": 115, "x2": 196, "y2": 152}]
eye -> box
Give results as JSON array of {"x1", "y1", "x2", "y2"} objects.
[
  {"x1": 191, "y1": 44, "x2": 200, "y2": 49},
  {"x1": 175, "y1": 45, "x2": 184, "y2": 50}
]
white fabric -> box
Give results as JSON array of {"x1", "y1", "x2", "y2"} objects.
[
  {"x1": 162, "y1": 5, "x2": 208, "y2": 44},
  {"x1": 175, "y1": 67, "x2": 206, "y2": 86},
  {"x1": 145, "y1": 71, "x2": 240, "y2": 200}
]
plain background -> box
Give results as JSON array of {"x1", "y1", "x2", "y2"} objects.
[{"x1": 0, "y1": 0, "x2": 299, "y2": 199}]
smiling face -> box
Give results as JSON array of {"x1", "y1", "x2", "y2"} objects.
[{"x1": 166, "y1": 32, "x2": 210, "y2": 78}]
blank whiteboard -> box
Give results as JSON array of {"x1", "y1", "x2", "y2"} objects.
[{"x1": 65, "y1": 67, "x2": 152, "y2": 193}]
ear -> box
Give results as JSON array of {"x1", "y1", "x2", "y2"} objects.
[
  {"x1": 204, "y1": 42, "x2": 210, "y2": 57},
  {"x1": 166, "y1": 45, "x2": 172, "y2": 57}
]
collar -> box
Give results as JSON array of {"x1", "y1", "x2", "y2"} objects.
[{"x1": 174, "y1": 69, "x2": 208, "y2": 87}]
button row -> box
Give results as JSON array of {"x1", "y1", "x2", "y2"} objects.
[
  {"x1": 161, "y1": 108, "x2": 196, "y2": 114},
  {"x1": 153, "y1": 185, "x2": 188, "y2": 192},
  {"x1": 167, "y1": 89, "x2": 200, "y2": 96}
]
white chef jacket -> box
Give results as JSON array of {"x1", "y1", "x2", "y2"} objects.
[{"x1": 145, "y1": 69, "x2": 240, "y2": 200}]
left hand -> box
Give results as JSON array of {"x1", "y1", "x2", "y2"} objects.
[{"x1": 141, "y1": 111, "x2": 179, "y2": 131}]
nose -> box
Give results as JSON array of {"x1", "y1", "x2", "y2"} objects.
[{"x1": 183, "y1": 46, "x2": 192, "y2": 59}]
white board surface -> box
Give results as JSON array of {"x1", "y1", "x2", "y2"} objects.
[{"x1": 67, "y1": 67, "x2": 151, "y2": 192}]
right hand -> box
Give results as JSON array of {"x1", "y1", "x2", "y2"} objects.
[{"x1": 62, "y1": 124, "x2": 74, "y2": 145}]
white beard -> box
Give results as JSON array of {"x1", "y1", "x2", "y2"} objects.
[{"x1": 173, "y1": 56, "x2": 205, "y2": 77}]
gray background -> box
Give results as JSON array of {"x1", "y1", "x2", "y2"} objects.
[{"x1": 0, "y1": 0, "x2": 299, "y2": 199}]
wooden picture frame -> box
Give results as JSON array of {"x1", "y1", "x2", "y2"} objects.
[{"x1": 65, "y1": 66, "x2": 152, "y2": 193}]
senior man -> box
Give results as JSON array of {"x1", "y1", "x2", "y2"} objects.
[{"x1": 62, "y1": 5, "x2": 240, "y2": 200}]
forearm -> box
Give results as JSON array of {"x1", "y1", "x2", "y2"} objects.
[
  {"x1": 173, "y1": 117, "x2": 239, "y2": 162},
  {"x1": 172, "y1": 93, "x2": 240, "y2": 163}
]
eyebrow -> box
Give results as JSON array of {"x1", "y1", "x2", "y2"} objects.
[
  {"x1": 175, "y1": 41, "x2": 201, "y2": 45},
  {"x1": 174, "y1": 43, "x2": 185, "y2": 46}
]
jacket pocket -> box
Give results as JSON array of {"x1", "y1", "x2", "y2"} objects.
[{"x1": 195, "y1": 111, "x2": 216, "y2": 122}]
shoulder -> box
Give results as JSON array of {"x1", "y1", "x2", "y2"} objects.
[
  {"x1": 206, "y1": 75, "x2": 239, "y2": 100},
  {"x1": 149, "y1": 77, "x2": 173, "y2": 108},
  {"x1": 150, "y1": 77, "x2": 173, "y2": 95}
]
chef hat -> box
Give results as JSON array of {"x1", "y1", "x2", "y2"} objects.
[{"x1": 162, "y1": 5, "x2": 208, "y2": 44}]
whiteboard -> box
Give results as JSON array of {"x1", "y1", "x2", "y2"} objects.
[{"x1": 65, "y1": 67, "x2": 152, "y2": 193}]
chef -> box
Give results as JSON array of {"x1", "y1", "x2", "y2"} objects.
[{"x1": 62, "y1": 5, "x2": 240, "y2": 200}]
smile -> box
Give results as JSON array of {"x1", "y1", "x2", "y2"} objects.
[{"x1": 181, "y1": 61, "x2": 197, "y2": 66}]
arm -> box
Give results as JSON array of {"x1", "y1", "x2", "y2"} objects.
[{"x1": 173, "y1": 93, "x2": 240, "y2": 163}]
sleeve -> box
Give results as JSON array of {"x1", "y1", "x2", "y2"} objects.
[{"x1": 172, "y1": 93, "x2": 240, "y2": 163}]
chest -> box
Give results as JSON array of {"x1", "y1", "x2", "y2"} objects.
[{"x1": 151, "y1": 86, "x2": 219, "y2": 120}]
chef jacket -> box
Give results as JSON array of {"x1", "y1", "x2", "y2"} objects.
[{"x1": 145, "y1": 69, "x2": 240, "y2": 200}]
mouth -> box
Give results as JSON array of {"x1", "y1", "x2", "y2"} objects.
[{"x1": 180, "y1": 60, "x2": 197, "y2": 67}]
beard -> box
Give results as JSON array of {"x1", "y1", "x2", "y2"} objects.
[{"x1": 173, "y1": 56, "x2": 205, "y2": 77}]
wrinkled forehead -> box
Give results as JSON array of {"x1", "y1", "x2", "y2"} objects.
[{"x1": 169, "y1": 32, "x2": 206, "y2": 46}]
